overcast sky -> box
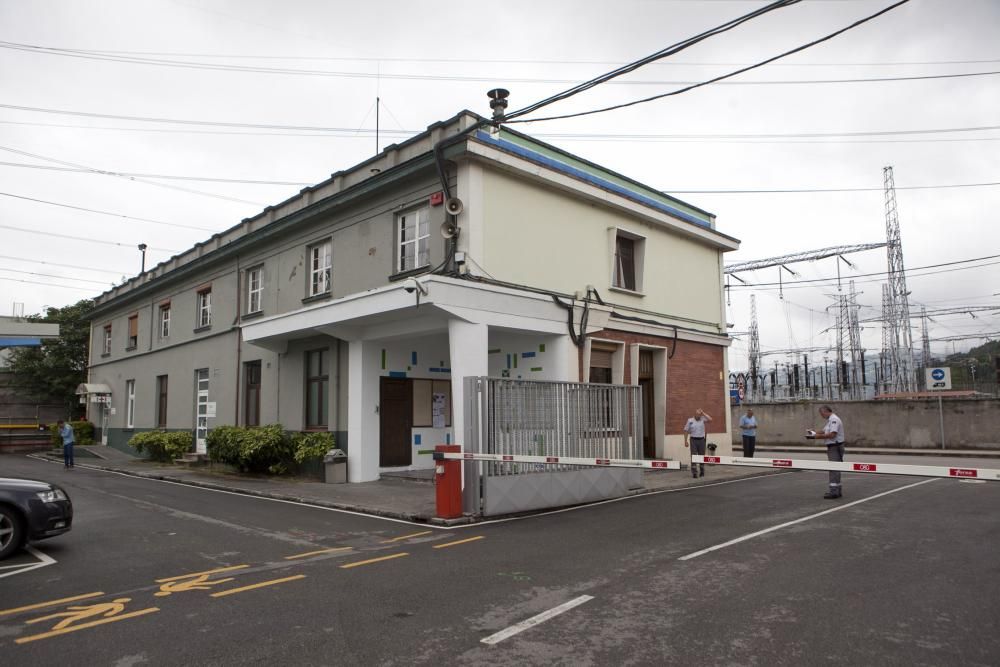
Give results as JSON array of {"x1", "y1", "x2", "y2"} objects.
[{"x1": 1, "y1": 0, "x2": 997, "y2": 368}]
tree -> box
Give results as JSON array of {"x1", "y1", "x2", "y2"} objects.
[{"x1": 5, "y1": 299, "x2": 94, "y2": 417}]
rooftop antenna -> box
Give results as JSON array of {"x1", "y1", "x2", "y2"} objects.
[
  {"x1": 375, "y1": 96, "x2": 380, "y2": 155},
  {"x1": 487, "y1": 88, "x2": 510, "y2": 123},
  {"x1": 138, "y1": 243, "x2": 148, "y2": 273}
]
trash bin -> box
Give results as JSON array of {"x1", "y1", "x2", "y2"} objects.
[{"x1": 323, "y1": 448, "x2": 347, "y2": 484}]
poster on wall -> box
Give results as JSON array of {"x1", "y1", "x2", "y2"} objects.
[{"x1": 432, "y1": 392, "x2": 446, "y2": 428}]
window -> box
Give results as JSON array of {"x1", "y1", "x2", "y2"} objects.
[
  {"x1": 412, "y1": 379, "x2": 451, "y2": 427},
  {"x1": 102, "y1": 325, "x2": 112, "y2": 355},
  {"x1": 244, "y1": 361, "x2": 261, "y2": 426},
  {"x1": 127, "y1": 314, "x2": 138, "y2": 349},
  {"x1": 397, "y1": 207, "x2": 430, "y2": 273},
  {"x1": 305, "y1": 349, "x2": 329, "y2": 429},
  {"x1": 246, "y1": 266, "x2": 263, "y2": 314},
  {"x1": 159, "y1": 303, "x2": 171, "y2": 338},
  {"x1": 156, "y1": 375, "x2": 168, "y2": 428},
  {"x1": 197, "y1": 287, "x2": 212, "y2": 328},
  {"x1": 613, "y1": 235, "x2": 636, "y2": 291},
  {"x1": 308, "y1": 241, "x2": 331, "y2": 296},
  {"x1": 126, "y1": 379, "x2": 136, "y2": 429}
]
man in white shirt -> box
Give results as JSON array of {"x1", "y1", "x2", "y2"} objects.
[
  {"x1": 807, "y1": 405, "x2": 845, "y2": 499},
  {"x1": 683, "y1": 409, "x2": 713, "y2": 479}
]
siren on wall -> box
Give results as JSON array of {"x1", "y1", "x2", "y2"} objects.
[
  {"x1": 440, "y1": 221, "x2": 459, "y2": 239},
  {"x1": 445, "y1": 197, "x2": 464, "y2": 216}
]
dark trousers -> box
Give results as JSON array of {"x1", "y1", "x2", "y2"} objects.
[
  {"x1": 826, "y1": 443, "x2": 844, "y2": 493},
  {"x1": 63, "y1": 443, "x2": 74, "y2": 467},
  {"x1": 742, "y1": 435, "x2": 756, "y2": 458},
  {"x1": 690, "y1": 437, "x2": 706, "y2": 477}
]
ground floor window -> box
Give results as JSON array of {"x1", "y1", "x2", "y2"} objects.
[
  {"x1": 305, "y1": 349, "x2": 328, "y2": 429},
  {"x1": 244, "y1": 361, "x2": 261, "y2": 426},
  {"x1": 156, "y1": 375, "x2": 168, "y2": 428}
]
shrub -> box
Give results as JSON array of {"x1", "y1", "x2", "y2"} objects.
[
  {"x1": 129, "y1": 431, "x2": 193, "y2": 462},
  {"x1": 49, "y1": 420, "x2": 95, "y2": 447},
  {"x1": 206, "y1": 425, "x2": 243, "y2": 466},
  {"x1": 293, "y1": 431, "x2": 336, "y2": 464},
  {"x1": 238, "y1": 424, "x2": 294, "y2": 474}
]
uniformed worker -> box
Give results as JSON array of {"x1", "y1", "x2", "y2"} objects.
[
  {"x1": 806, "y1": 405, "x2": 845, "y2": 499},
  {"x1": 683, "y1": 408, "x2": 713, "y2": 479}
]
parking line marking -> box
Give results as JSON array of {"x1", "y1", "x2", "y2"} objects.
[
  {"x1": 481, "y1": 595, "x2": 595, "y2": 645},
  {"x1": 0, "y1": 546, "x2": 57, "y2": 580},
  {"x1": 433, "y1": 536, "x2": 485, "y2": 549},
  {"x1": 284, "y1": 547, "x2": 353, "y2": 560},
  {"x1": 210, "y1": 575, "x2": 306, "y2": 598},
  {"x1": 0, "y1": 592, "x2": 105, "y2": 618},
  {"x1": 381, "y1": 531, "x2": 432, "y2": 543},
  {"x1": 678, "y1": 478, "x2": 937, "y2": 561},
  {"x1": 156, "y1": 565, "x2": 249, "y2": 583},
  {"x1": 15, "y1": 608, "x2": 160, "y2": 644},
  {"x1": 340, "y1": 553, "x2": 409, "y2": 569}
]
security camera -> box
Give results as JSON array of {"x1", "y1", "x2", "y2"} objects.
[{"x1": 403, "y1": 278, "x2": 428, "y2": 296}]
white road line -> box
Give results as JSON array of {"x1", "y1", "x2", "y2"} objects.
[
  {"x1": 481, "y1": 595, "x2": 595, "y2": 645},
  {"x1": 678, "y1": 478, "x2": 937, "y2": 561},
  {"x1": 0, "y1": 546, "x2": 56, "y2": 580}
]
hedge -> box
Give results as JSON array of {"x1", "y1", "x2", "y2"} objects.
[
  {"x1": 49, "y1": 420, "x2": 95, "y2": 446},
  {"x1": 207, "y1": 425, "x2": 335, "y2": 475},
  {"x1": 128, "y1": 431, "x2": 194, "y2": 462}
]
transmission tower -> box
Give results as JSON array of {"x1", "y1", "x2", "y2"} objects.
[
  {"x1": 883, "y1": 166, "x2": 915, "y2": 393},
  {"x1": 847, "y1": 281, "x2": 864, "y2": 397},
  {"x1": 747, "y1": 295, "x2": 761, "y2": 399},
  {"x1": 880, "y1": 283, "x2": 892, "y2": 394},
  {"x1": 920, "y1": 306, "x2": 931, "y2": 386}
]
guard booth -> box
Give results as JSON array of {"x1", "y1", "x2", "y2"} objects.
[{"x1": 76, "y1": 383, "x2": 112, "y2": 445}]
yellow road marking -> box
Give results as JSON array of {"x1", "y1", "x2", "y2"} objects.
[
  {"x1": 210, "y1": 575, "x2": 306, "y2": 598},
  {"x1": 0, "y1": 592, "x2": 105, "y2": 618},
  {"x1": 433, "y1": 536, "x2": 485, "y2": 549},
  {"x1": 380, "y1": 530, "x2": 432, "y2": 543},
  {"x1": 15, "y1": 608, "x2": 159, "y2": 644},
  {"x1": 284, "y1": 547, "x2": 353, "y2": 560},
  {"x1": 340, "y1": 552, "x2": 409, "y2": 569},
  {"x1": 156, "y1": 565, "x2": 248, "y2": 583}
]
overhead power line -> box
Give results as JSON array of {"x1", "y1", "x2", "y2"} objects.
[
  {"x1": 505, "y1": 0, "x2": 802, "y2": 121},
  {"x1": 0, "y1": 192, "x2": 218, "y2": 232},
  {"x1": 0, "y1": 223, "x2": 179, "y2": 253},
  {"x1": 668, "y1": 182, "x2": 1000, "y2": 194},
  {"x1": 0, "y1": 254, "x2": 125, "y2": 276},
  {"x1": 0, "y1": 267, "x2": 110, "y2": 286},
  {"x1": 507, "y1": 0, "x2": 912, "y2": 124},
  {"x1": 0, "y1": 276, "x2": 96, "y2": 292}
]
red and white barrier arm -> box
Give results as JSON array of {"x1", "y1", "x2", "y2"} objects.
[
  {"x1": 432, "y1": 451, "x2": 680, "y2": 470},
  {"x1": 693, "y1": 455, "x2": 1000, "y2": 481}
]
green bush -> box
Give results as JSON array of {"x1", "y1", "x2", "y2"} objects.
[
  {"x1": 206, "y1": 425, "x2": 243, "y2": 465},
  {"x1": 129, "y1": 431, "x2": 193, "y2": 462},
  {"x1": 206, "y1": 424, "x2": 300, "y2": 474},
  {"x1": 49, "y1": 420, "x2": 95, "y2": 446},
  {"x1": 292, "y1": 431, "x2": 336, "y2": 464}
]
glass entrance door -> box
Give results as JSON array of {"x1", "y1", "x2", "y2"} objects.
[{"x1": 195, "y1": 369, "x2": 209, "y2": 454}]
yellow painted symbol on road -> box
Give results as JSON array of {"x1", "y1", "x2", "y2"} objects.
[
  {"x1": 25, "y1": 597, "x2": 134, "y2": 631},
  {"x1": 155, "y1": 573, "x2": 237, "y2": 597},
  {"x1": 155, "y1": 564, "x2": 248, "y2": 583},
  {"x1": 16, "y1": 605, "x2": 159, "y2": 645}
]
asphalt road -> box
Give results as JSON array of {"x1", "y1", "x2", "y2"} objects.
[{"x1": 1, "y1": 453, "x2": 998, "y2": 666}]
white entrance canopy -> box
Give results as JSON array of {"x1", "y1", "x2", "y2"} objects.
[{"x1": 76, "y1": 383, "x2": 112, "y2": 395}]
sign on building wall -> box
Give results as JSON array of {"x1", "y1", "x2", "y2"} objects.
[{"x1": 925, "y1": 367, "x2": 952, "y2": 391}]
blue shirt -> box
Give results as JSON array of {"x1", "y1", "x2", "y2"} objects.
[
  {"x1": 59, "y1": 424, "x2": 75, "y2": 445},
  {"x1": 739, "y1": 415, "x2": 757, "y2": 437}
]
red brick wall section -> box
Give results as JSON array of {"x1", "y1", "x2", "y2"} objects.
[{"x1": 585, "y1": 331, "x2": 725, "y2": 435}]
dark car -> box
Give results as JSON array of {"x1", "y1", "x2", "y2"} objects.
[{"x1": 0, "y1": 478, "x2": 73, "y2": 559}]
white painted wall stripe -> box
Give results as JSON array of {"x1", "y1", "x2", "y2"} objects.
[
  {"x1": 678, "y1": 478, "x2": 937, "y2": 561},
  {"x1": 480, "y1": 595, "x2": 595, "y2": 645}
]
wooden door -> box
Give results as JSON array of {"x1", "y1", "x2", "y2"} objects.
[
  {"x1": 638, "y1": 350, "x2": 655, "y2": 458},
  {"x1": 379, "y1": 377, "x2": 413, "y2": 467}
]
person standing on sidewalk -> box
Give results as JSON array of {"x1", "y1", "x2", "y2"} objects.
[
  {"x1": 683, "y1": 409, "x2": 713, "y2": 478},
  {"x1": 57, "y1": 419, "x2": 75, "y2": 469},
  {"x1": 739, "y1": 408, "x2": 758, "y2": 457},
  {"x1": 806, "y1": 405, "x2": 845, "y2": 499}
]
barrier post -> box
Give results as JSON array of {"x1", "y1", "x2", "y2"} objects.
[{"x1": 434, "y1": 444, "x2": 463, "y2": 519}]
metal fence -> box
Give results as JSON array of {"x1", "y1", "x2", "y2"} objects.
[{"x1": 464, "y1": 377, "x2": 643, "y2": 477}]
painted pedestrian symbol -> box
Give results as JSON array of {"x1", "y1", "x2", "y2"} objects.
[
  {"x1": 155, "y1": 572, "x2": 237, "y2": 597},
  {"x1": 26, "y1": 598, "x2": 132, "y2": 631}
]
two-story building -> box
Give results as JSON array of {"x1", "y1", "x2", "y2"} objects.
[{"x1": 85, "y1": 107, "x2": 739, "y2": 482}]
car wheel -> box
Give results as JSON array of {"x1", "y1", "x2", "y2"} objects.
[{"x1": 0, "y1": 506, "x2": 25, "y2": 560}]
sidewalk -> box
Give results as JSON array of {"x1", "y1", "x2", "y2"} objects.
[{"x1": 31, "y1": 446, "x2": 790, "y2": 525}]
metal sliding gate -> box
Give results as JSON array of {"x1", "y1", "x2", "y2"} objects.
[{"x1": 464, "y1": 377, "x2": 646, "y2": 516}]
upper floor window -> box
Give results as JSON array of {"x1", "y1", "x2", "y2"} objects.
[
  {"x1": 159, "y1": 303, "x2": 171, "y2": 338},
  {"x1": 397, "y1": 207, "x2": 429, "y2": 273},
  {"x1": 102, "y1": 324, "x2": 112, "y2": 355},
  {"x1": 309, "y1": 241, "x2": 331, "y2": 296},
  {"x1": 612, "y1": 230, "x2": 645, "y2": 293},
  {"x1": 197, "y1": 287, "x2": 212, "y2": 328},
  {"x1": 127, "y1": 314, "x2": 138, "y2": 349},
  {"x1": 246, "y1": 266, "x2": 263, "y2": 314}
]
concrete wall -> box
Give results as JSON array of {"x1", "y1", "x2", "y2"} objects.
[{"x1": 730, "y1": 399, "x2": 1000, "y2": 449}]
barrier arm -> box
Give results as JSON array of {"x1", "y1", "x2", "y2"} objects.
[
  {"x1": 693, "y1": 455, "x2": 1000, "y2": 481},
  {"x1": 433, "y1": 451, "x2": 680, "y2": 470}
]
